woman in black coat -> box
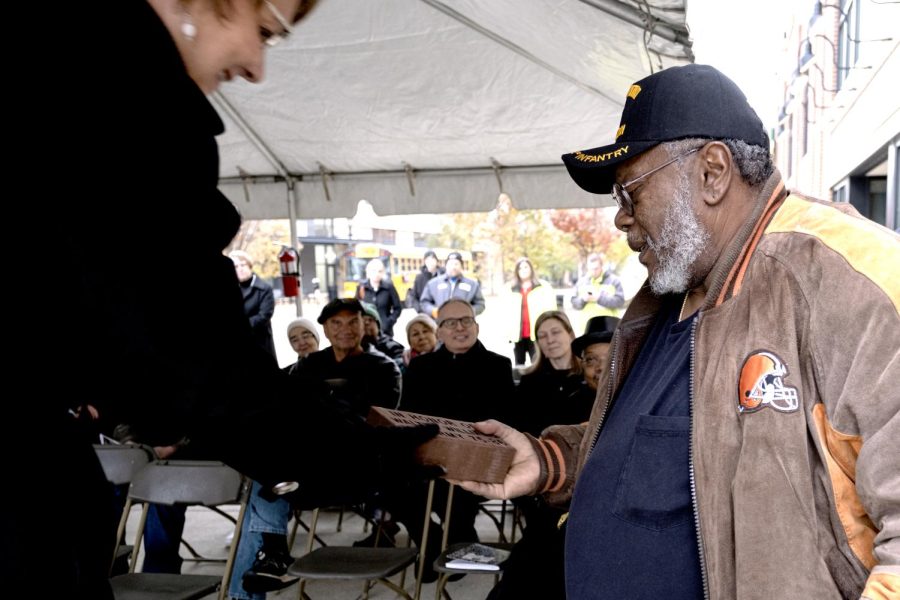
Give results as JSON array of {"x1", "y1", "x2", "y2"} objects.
[
  {"x1": 230, "y1": 250, "x2": 277, "y2": 358},
  {"x1": 20, "y1": 2, "x2": 435, "y2": 597}
]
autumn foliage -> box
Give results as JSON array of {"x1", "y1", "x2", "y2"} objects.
[{"x1": 549, "y1": 208, "x2": 623, "y2": 262}]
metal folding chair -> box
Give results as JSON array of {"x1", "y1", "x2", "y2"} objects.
[
  {"x1": 287, "y1": 479, "x2": 438, "y2": 600},
  {"x1": 109, "y1": 460, "x2": 250, "y2": 600},
  {"x1": 92, "y1": 443, "x2": 157, "y2": 574}
]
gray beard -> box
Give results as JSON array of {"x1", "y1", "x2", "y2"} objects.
[{"x1": 646, "y1": 171, "x2": 709, "y2": 295}]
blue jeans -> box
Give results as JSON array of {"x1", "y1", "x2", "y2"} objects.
[{"x1": 228, "y1": 481, "x2": 292, "y2": 600}]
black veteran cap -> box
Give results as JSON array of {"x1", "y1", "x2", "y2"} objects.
[
  {"x1": 562, "y1": 64, "x2": 768, "y2": 194},
  {"x1": 317, "y1": 298, "x2": 364, "y2": 324},
  {"x1": 571, "y1": 316, "x2": 621, "y2": 356}
]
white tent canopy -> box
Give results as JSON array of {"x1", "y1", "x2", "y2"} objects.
[{"x1": 215, "y1": 0, "x2": 693, "y2": 219}]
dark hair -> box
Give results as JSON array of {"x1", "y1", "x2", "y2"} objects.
[
  {"x1": 514, "y1": 257, "x2": 539, "y2": 288},
  {"x1": 664, "y1": 138, "x2": 773, "y2": 188}
]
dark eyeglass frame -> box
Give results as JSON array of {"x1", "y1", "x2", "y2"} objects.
[
  {"x1": 611, "y1": 147, "x2": 701, "y2": 217},
  {"x1": 438, "y1": 316, "x2": 476, "y2": 329}
]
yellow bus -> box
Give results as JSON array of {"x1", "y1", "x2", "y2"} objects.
[{"x1": 338, "y1": 243, "x2": 473, "y2": 302}]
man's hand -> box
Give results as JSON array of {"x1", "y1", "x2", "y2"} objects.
[{"x1": 447, "y1": 420, "x2": 539, "y2": 500}]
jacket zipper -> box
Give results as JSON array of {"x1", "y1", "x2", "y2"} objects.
[
  {"x1": 587, "y1": 331, "x2": 621, "y2": 456},
  {"x1": 688, "y1": 316, "x2": 710, "y2": 600}
]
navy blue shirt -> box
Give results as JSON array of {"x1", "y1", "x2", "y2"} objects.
[{"x1": 565, "y1": 302, "x2": 702, "y2": 599}]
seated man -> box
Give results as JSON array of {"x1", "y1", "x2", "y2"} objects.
[
  {"x1": 238, "y1": 300, "x2": 403, "y2": 596},
  {"x1": 296, "y1": 298, "x2": 401, "y2": 420},
  {"x1": 361, "y1": 302, "x2": 405, "y2": 369},
  {"x1": 394, "y1": 299, "x2": 515, "y2": 580},
  {"x1": 233, "y1": 319, "x2": 321, "y2": 599}
]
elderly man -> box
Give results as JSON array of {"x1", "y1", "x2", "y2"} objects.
[
  {"x1": 419, "y1": 251, "x2": 486, "y2": 317},
  {"x1": 456, "y1": 64, "x2": 899, "y2": 600},
  {"x1": 297, "y1": 298, "x2": 401, "y2": 420}
]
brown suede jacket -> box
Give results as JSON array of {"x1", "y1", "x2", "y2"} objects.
[{"x1": 529, "y1": 172, "x2": 899, "y2": 599}]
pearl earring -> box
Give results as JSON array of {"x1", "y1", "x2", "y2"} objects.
[{"x1": 181, "y1": 14, "x2": 197, "y2": 40}]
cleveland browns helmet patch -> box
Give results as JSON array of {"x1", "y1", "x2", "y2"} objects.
[{"x1": 737, "y1": 351, "x2": 799, "y2": 413}]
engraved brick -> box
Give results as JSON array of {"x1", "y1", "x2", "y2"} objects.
[{"x1": 367, "y1": 406, "x2": 515, "y2": 484}]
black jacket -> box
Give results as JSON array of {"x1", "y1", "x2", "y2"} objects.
[
  {"x1": 401, "y1": 341, "x2": 514, "y2": 423},
  {"x1": 357, "y1": 280, "x2": 404, "y2": 337},
  {"x1": 241, "y1": 274, "x2": 276, "y2": 357},
  {"x1": 510, "y1": 364, "x2": 595, "y2": 437},
  {"x1": 408, "y1": 266, "x2": 443, "y2": 312},
  {"x1": 21, "y1": 3, "x2": 407, "y2": 596},
  {"x1": 297, "y1": 347, "x2": 402, "y2": 420}
]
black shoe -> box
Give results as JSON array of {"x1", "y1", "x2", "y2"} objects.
[
  {"x1": 352, "y1": 526, "x2": 397, "y2": 548},
  {"x1": 241, "y1": 548, "x2": 298, "y2": 593}
]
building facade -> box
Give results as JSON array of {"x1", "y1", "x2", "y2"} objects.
[{"x1": 774, "y1": 0, "x2": 898, "y2": 230}]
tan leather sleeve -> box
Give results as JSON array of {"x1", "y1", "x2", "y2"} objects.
[{"x1": 528, "y1": 423, "x2": 587, "y2": 507}]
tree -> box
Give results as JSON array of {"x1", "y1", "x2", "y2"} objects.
[
  {"x1": 426, "y1": 196, "x2": 580, "y2": 291},
  {"x1": 549, "y1": 208, "x2": 625, "y2": 269},
  {"x1": 226, "y1": 219, "x2": 291, "y2": 280}
]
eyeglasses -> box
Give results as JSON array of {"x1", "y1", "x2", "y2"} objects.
[
  {"x1": 611, "y1": 147, "x2": 701, "y2": 217},
  {"x1": 581, "y1": 356, "x2": 603, "y2": 367},
  {"x1": 439, "y1": 316, "x2": 476, "y2": 329},
  {"x1": 261, "y1": 1, "x2": 293, "y2": 47}
]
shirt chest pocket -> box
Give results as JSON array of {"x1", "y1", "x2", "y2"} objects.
[{"x1": 612, "y1": 414, "x2": 692, "y2": 531}]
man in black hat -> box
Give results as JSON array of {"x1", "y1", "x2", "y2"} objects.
[
  {"x1": 296, "y1": 298, "x2": 401, "y2": 420},
  {"x1": 570, "y1": 316, "x2": 620, "y2": 393},
  {"x1": 407, "y1": 249, "x2": 444, "y2": 313},
  {"x1": 419, "y1": 251, "x2": 486, "y2": 317},
  {"x1": 454, "y1": 64, "x2": 899, "y2": 599}
]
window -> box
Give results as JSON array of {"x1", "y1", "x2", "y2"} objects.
[{"x1": 837, "y1": 0, "x2": 860, "y2": 89}]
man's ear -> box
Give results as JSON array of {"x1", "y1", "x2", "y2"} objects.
[{"x1": 697, "y1": 142, "x2": 733, "y2": 207}]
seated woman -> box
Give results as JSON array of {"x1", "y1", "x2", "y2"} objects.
[
  {"x1": 284, "y1": 317, "x2": 321, "y2": 375},
  {"x1": 402, "y1": 313, "x2": 438, "y2": 368},
  {"x1": 490, "y1": 311, "x2": 609, "y2": 600},
  {"x1": 510, "y1": 311, "x2": 594, "y2": 436}
]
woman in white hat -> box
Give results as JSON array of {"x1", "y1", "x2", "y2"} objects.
[{"x1": 284, "y1": 318, "x2": 320, "y2": 376}]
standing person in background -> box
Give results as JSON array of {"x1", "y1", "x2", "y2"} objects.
[
  {"x1": 357, "y1": 258, "x2": 403, "y2": 337},
  {"x1": 408, "y1": 250, "x2": 443, "y2": 313},
  {"x1": 506, "y1": 258, "x2": 558, "y2": 367},
  {"x1": 419, "y1": 251, "x2": 486, "y2": 318},
  {"x1": 454, "y1": 64, "x2": 899, "y2": 599},
  {"x1": 21, "y1": 2, "x2": 440, "y2": 598},
  {"x1": 570, "y1": 252, "x2": 625, "y2": 321},
  {"x1": 231, "y1": 250, "x2": 277, "y2": 358}
]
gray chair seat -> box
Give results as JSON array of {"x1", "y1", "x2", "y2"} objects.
[
  {"x1": 110, "y1": 573, "x2": 222, "y2": 600},
  {"x1": 290, "y1": 547, "x2": 419, "y2": 580}
]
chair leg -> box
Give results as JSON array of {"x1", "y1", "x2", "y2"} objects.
[{"x1": 414, "y1": 480, "x2": 436, "y2": 600}]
